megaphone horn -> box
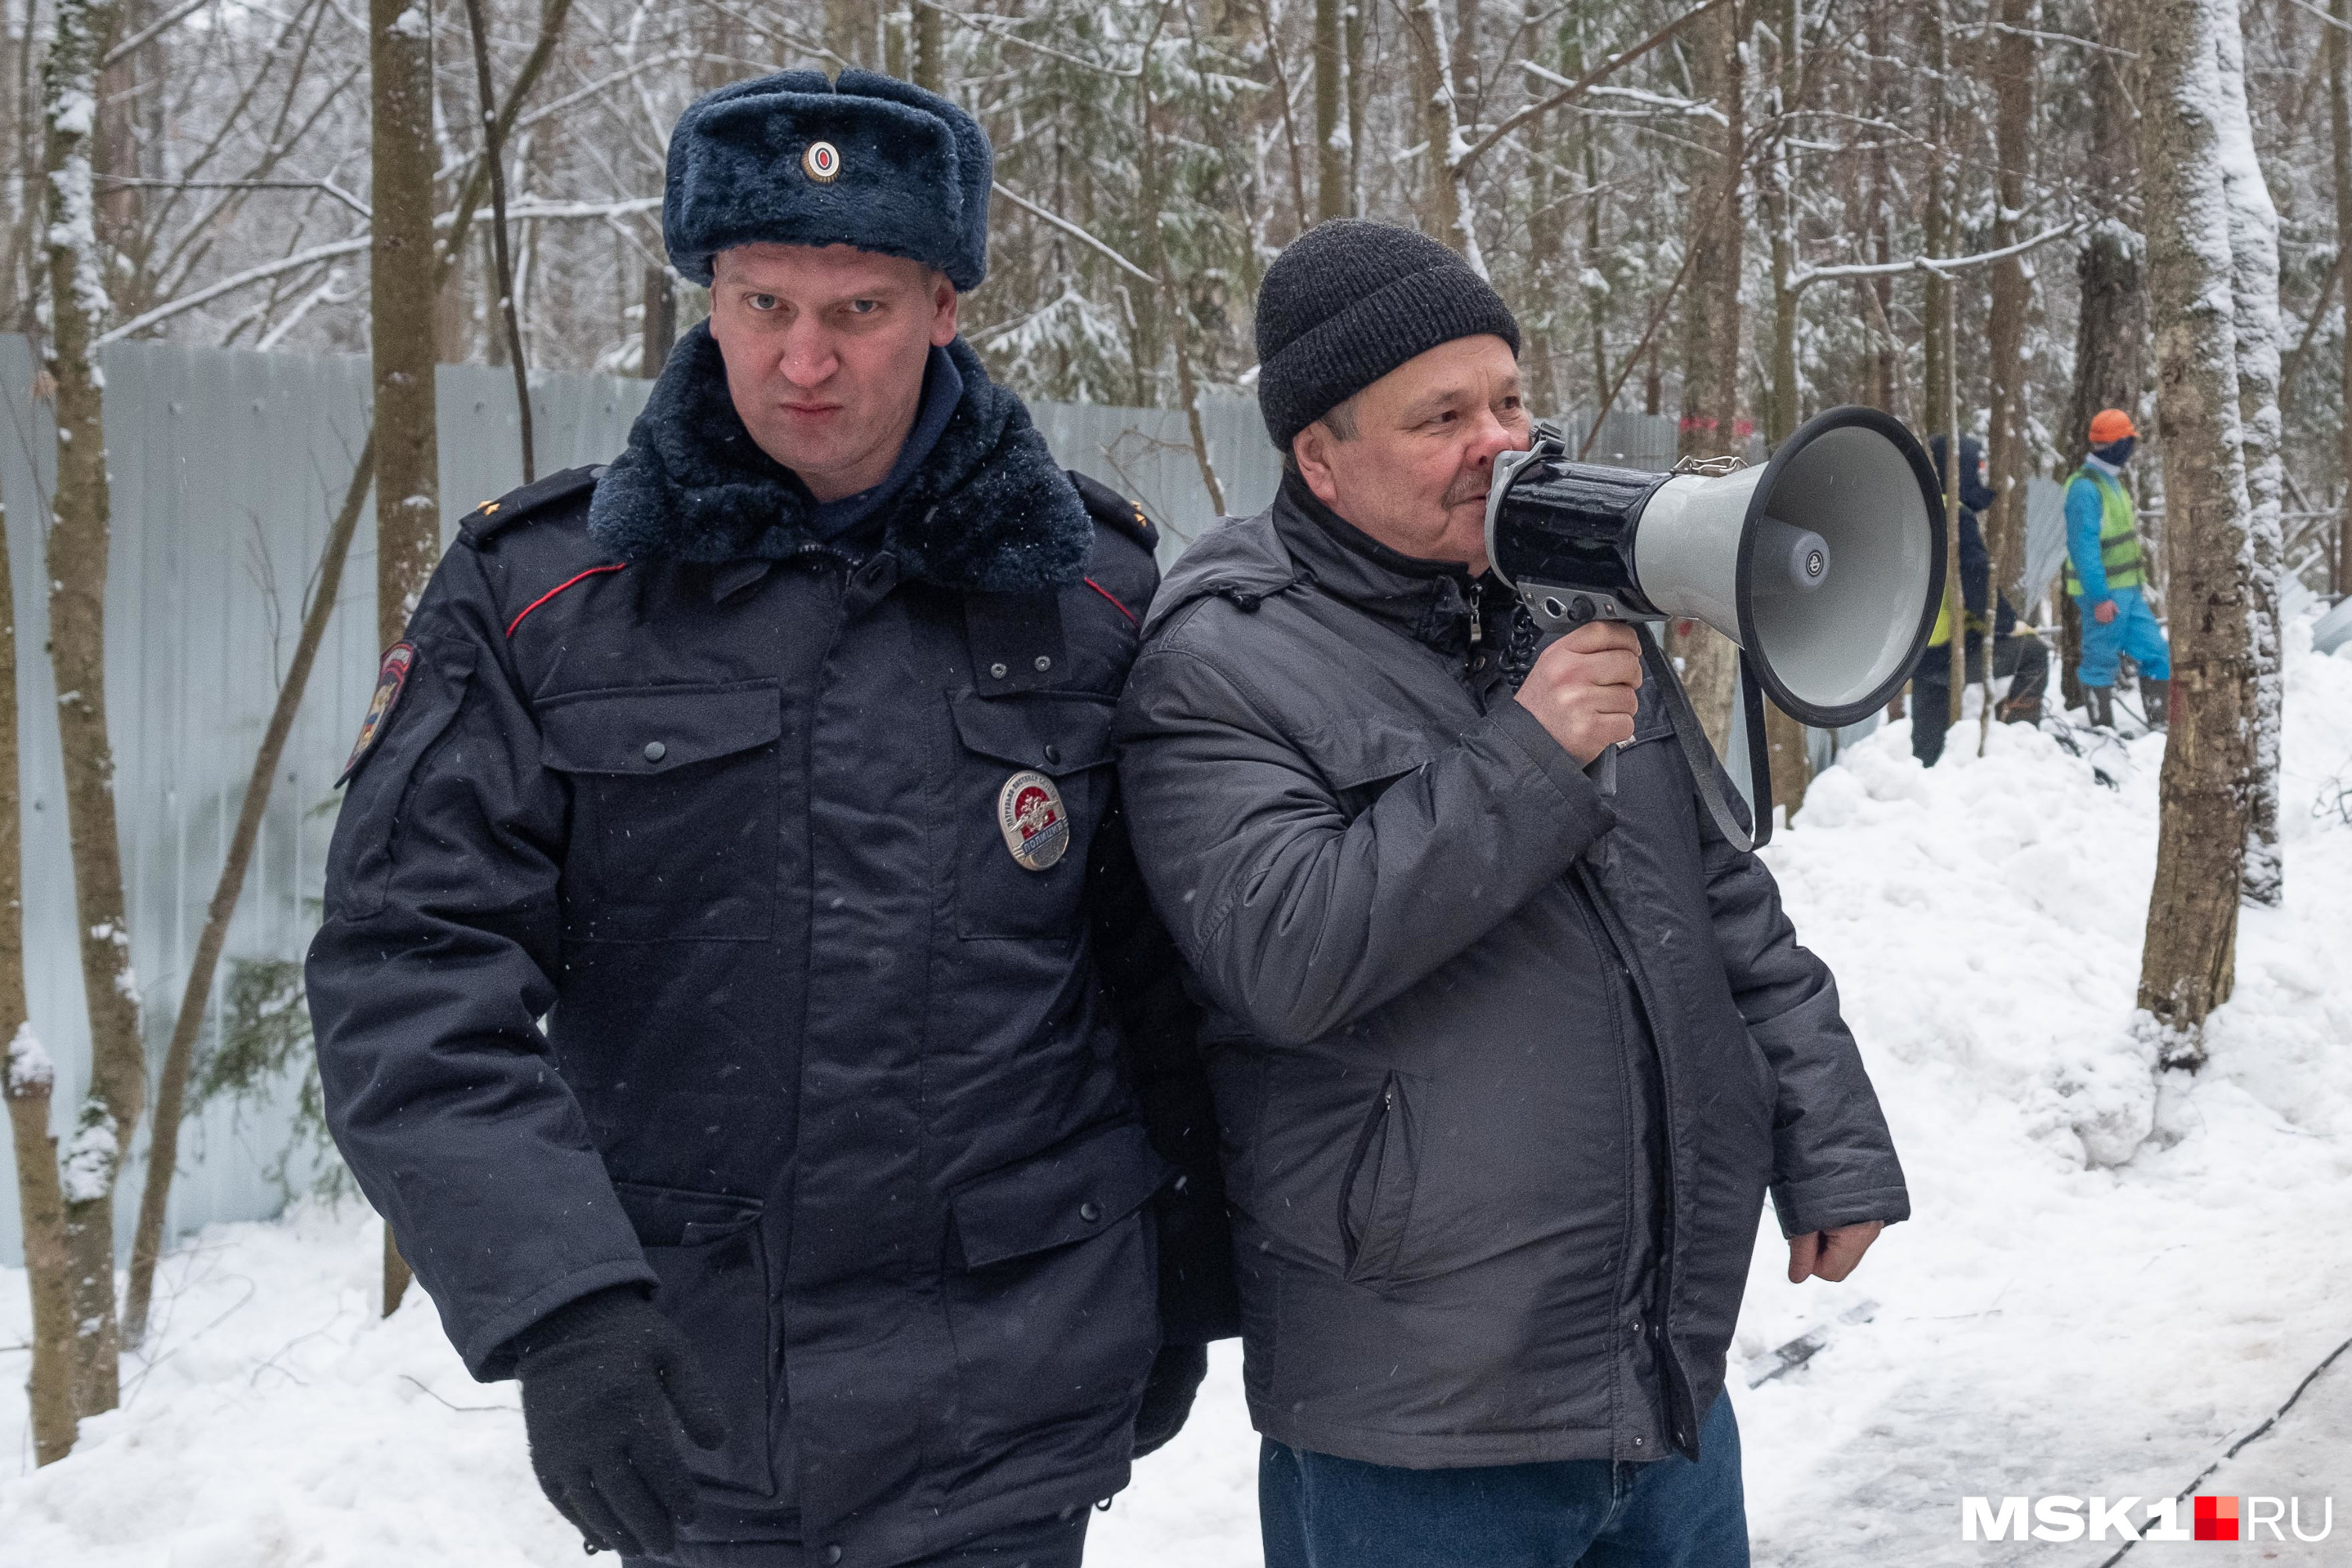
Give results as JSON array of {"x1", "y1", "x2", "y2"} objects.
[{"x1": 1485, "y1": 405, "x2": 1947, "y2": 731}]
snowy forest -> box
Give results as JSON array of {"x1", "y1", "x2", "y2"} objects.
[{"x1": 2, "y1": 0, "x2": 2352, "y2": 1563}]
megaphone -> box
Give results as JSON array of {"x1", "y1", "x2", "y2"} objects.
[{"x1": 1484, "y1": 405, "x2": 1946, "y2": 844}]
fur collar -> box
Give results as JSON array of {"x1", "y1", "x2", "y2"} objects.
[{"x1": 588, "y1": 324, "x2": 1091, "y2": 593}]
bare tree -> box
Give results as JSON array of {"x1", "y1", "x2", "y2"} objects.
[
  {"x1": 1982, "y1": 0, "x2": 2036, "y2": 668},
  {"x1": 2, "y1": 465, "x2": 76, "y2": 1467},
  {"x1": 1668, "y1": 0, "x2": 1748, "y2": 757},
  {"x1": 2133, "y1": 0, "x2": 2259, "y2": 1069},
  {"x1": 42, "y1": 0, "x2": 142, "y2": 1421},
  {"x1": 2336, "y1": 0, "x2": 2352, "y2": 597},
  {"x1": 1315, "y1": 0, "x2": 1345, "y2": 221},
  {"x1": 370, "y1": 0, "x2": 439, "y2": 1315}
]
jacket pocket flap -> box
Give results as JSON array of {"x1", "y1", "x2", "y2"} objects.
[
  {"x1": 948, "y1": 689, "x2": 1116, "y2": 777},
  {"x1": 1319, "y1": 717, "x2": 1437, "y2": 793},
  {"x1": 950, "y1": 1120, "x2": 1168, "y2": 1271},
  {"x1": 539, "y1": 683, "x2": 782, "y2": 775},
  {"x1": 615, "y1": 1181, "x2": 764, "y2": 1248}
]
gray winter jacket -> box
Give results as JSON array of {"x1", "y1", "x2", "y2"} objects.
[{"x1": 1112, "y1": 477, "x2": 1909, "y2": 1470}]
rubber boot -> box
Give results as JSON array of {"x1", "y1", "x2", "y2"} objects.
[
  {"x1": 2139, "y1": 677, "x2": 2169, "y2": 730},
  {"x1": 2088, "y1": 686, "x2": 2114, "y2": 729}
]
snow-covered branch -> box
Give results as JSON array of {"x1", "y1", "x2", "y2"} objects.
[
  {"x1": 1790, "y1": 219, "x2": 2086, "y2": 292},
  {"x1": 991, "y1": 180, "x2": 1158, "y2": 282}
]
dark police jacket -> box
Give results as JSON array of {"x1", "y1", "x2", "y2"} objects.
[
  {"x1": 1113, "y1": 478, "x2": 1908, "y2": 1471},
  {"x1": 308, "y1": 327, "x2": 1232, "y2": 1568}
]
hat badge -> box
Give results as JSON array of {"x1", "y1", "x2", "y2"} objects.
[{"x1": 802, "y1": 140, "x2": 840, "y2": 183}]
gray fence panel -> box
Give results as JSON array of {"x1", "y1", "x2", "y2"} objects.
[{"x1": 0, "y1": 332, "x2": 1746, "y2": 1269}]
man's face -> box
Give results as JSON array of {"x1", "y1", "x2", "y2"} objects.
[
  {"x1": 1290, "y1": 335, "x2": 1530, "y2": 574},
  {"x1": 706, "y1": 243, "x2": 960, "y2": 502}
]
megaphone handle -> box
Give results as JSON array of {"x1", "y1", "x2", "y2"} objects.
[
  {"x1": 1632, "y1": 625, "x2": 1773, "y2": 855},
  {"x1": 1736, "y1": 652, "x2": 1776, "y2": 851}
]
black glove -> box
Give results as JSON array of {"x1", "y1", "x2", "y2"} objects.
[
  {"x1": 513, "y1": 1286, "x2": 730, "y2": 1559},
  {"x1": 1132, "y1": 1342, "x2": 1208, "y2": 1458}
]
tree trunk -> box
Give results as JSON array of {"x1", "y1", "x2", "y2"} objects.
[
  {"x1": 1668, "y1": 0, "x2": 1746, "y2": 755},
  {"x1": 2133, "y1": 0, "x2": 2258, "y2": 1068},
  {"x1": 1983, "y1": 0, "x2": 2036, "y2": 657},
  {"x1": 463, "y1": 0, "x2": 535, "y2": 485},
  {"x1": 43, "y1": 0, "x2": 136, "y2": 1423},
  {"x1": 1922, "y1": 0, "x2": 1963, "y2": 728},
  {"x1": 642, "y1": 263, "x2": 677, "y2": 377},
  {"x1": 122, "y1": 438, "x2": 376, "y2": 1345},
  {"x1": 2337, "y1": 0, "x2": 2352, "y2": 598},
  {"x1": 2, "y1": 466, "x2": 77, "y2": 1467},
  {"x1": 1406, "y1": 0, "x2": 1479, "y2": 270},
  {"x1": 371, "y1": 0, "x2": 439, "y2": 1316},
  {"x1": 913, "y1": 0, "x2": 945, "y2": 93},
  {"x1": 2214, "y1": 16, "x2": 2281, "y2": 911},
  {"x1": 1762, "y1": 0, "x2": 1808, "y2": 817},
  {"x1": 1315, "y1": 0, "x2": 1346, "y2": 222}
]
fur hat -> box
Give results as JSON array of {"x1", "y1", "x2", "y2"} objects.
[{"x1": 663, "y1": 69, "x2": 992, "y2": 291}]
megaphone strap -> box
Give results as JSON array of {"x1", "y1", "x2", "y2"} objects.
[{"x1": 1634, "y1": 624, "x2": 1773, "y2": 855}]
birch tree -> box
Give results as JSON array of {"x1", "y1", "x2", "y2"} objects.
[
  {"x1": 2214, "y1": 13, "x2": 2281, "y2": 911},
  {"x1": 42, "y1": 0, "x2": 141, "y2": 1421},
  {"x1": 2133, "y1": 0, "x2": 2259, "y2": 1068}
]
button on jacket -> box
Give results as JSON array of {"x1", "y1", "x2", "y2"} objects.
[
  {"x1": 1112, "y1": 477, "x2": 1908, "y2": 1472},
  {"x1": 308, "y1": 325, "x2": 1234, "y2": 1568}
]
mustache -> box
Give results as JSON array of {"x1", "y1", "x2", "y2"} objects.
[{"x1": 1444, "y1": 471, "x2": 1494, "y2": 508}]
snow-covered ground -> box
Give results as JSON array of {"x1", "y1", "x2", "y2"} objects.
[{"x1": 6, "y1": 626, "x2": 2350, "y2": 1567}]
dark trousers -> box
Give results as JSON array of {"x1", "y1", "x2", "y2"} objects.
[
  {"x1": 1259, "y1": 1391, "x2": 1748, "y2": 1568},
  {"x1": 621, "y1": 1510, "x2": 1087, "y2": 1568},
  {"x1": 1911, "y1": 632, "x2": 2050, "y2": 768}
]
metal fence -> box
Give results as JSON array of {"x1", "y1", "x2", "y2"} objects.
[
  {"x1": 0, "y1": 330, "x2": 1998, "y2": 1266},
  {"x1": 0, "y1": 336, "x2": 1306, "y2": 1267}
]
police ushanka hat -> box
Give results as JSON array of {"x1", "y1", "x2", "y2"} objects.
[{"x1": 663, "y1": 68, "x2": 992, "y2": 292}]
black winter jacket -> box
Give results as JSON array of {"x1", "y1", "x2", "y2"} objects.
[
  {"x1": 1112, "y1": 479, "x2": 1908, "y2": 1471},
  {"x1": 308, "y1": 326, "x2": 1232, "y2": 1568}
]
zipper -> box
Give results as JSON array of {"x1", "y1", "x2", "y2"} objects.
[{"x1": 1466, "y1": 579, "x2": 1483, "y2": 646}]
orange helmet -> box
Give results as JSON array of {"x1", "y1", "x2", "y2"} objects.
[{"x1": 2088, "y1": 409, "x2": 2137, "y2": 445}]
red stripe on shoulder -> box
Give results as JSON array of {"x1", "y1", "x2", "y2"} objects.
[
  {"x1": 1083, "y1": 576, "x2": 1138, "y2": 626},
  {"x1": 506, "y1": 564, "x2": 626, "y2": 638}
]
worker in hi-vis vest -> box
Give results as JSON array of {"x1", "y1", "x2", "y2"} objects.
[{"x1": 2063, "y1": 408, "x2": 2170, "y2": 730}]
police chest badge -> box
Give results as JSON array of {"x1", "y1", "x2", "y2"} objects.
[
  {"x1": 996, "y1": 770, "x2": 1069, "y2": 872},
  {"x1": 338, "y1": 641, "x2": 416, "y2": 785}
]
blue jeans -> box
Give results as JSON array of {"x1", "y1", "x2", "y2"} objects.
[
  {"x1": 1260, "y1": 1392, "x2": 1748, "y2": 1568},
  {"x1": 2075, "y1": 586, "x2": 2172, "y2": 687}
]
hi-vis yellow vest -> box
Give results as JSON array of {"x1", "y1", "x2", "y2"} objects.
[{"x1": 2063, "y1": 466, "x2": 2145, "y2": 597}]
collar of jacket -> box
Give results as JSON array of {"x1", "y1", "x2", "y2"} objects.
[
  {"x1": 1272, "y1": 470, "x2": 1514, "y2": 659},
  {"x1": 586, "y1": 322, "x2": 1091, "y2": 593}
]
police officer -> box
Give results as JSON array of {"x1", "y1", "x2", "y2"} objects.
[{"x1": 308, "y1": 71, "x2": 1231, "y2": 1568}]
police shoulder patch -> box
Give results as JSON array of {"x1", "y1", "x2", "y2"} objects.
[
  {"x1": 1066, "y1": 470, "x2": 1158, "y2": 554},
  {"x1": 338, "y1": 641, "x2": 416, "y2": 786},
  {"x1": 459, "y1": 464, "x2": 604, "y2": 546}
]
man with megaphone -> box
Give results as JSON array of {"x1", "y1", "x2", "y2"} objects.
[{"x1": 1113, "y1": 220, "x2": 1912, "y2": 1568}]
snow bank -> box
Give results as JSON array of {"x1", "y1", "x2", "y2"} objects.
[{"x1": 7, "y1": 633, "x2": 2351, "y2": 1566}]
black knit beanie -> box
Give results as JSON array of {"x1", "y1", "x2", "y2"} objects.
[{"x1": 1254, "y1": 220, "x2": 1521, "y2": 454}]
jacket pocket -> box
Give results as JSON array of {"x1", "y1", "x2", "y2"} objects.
[
  {"x1": 946, "y1": 688, "x2": 1116, "y2": 940},
  {"x1": 539, "y1": 683, "x2": 781, "y2": 942},
  {"x1": 942, "y1": 1121, "x2": 1166, "y2": 1458},
  {"x1": 1338, "y1": 1070, "x2": 1420, "y2": 1285},
  {"x1": 615, "y1": 1182, "x2": 775, "y2": 1498}
]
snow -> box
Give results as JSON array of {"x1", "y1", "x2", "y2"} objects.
[
  {"x1": 3, "y1": 1022, "x2": 52, "y2": 1095},
  {"x1": 55, "y1": 1113, "x2": 118, "y2": 1205},
  {"x1": 6, "y1": 633, "x2": 2352, "y2": 1564}
]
